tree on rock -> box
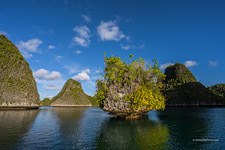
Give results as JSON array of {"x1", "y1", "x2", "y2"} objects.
[{"x1": 96, "y1": 56, "x2": 165, "y2": 119}]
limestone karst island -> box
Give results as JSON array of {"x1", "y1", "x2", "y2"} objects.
[
  {"x1": 1, "y1": 0, "x2": 225, "y2": 149},
  {"x1": 1, "y1": 35, "x2": 224, "y2": 111}
]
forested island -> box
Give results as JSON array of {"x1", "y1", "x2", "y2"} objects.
[
  {"x1": 0, "y1": 35, "x2": 39, "y2": 108},
  {"x1": 0, "y1": 34, "x2": 225, "y2": 118}
]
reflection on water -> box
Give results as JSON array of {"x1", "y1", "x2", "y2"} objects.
[
  {"x1": 0, "y1": 109, "x2": 39, "y2": 149},
  {"x1": 96, "y1": 116, "x2": 169, "y2": 150},
  {"x1": 18, "y1": 107, "x2": 61, "y2": 149},
  {"x1": 52, "y1": 107, "x2": 109, "y2": 149},
  {"x1": 158, "y1": 107, "x2": 225, "y2": 149},
  {"x1": 0, "y1": 107, "x2": 224, "y2": 149}
]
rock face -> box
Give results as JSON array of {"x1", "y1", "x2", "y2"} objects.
[
  {"x1": 50, "y1": 79, "x2": 91, "y2": 106},
  {"x1": 164, "y1": 63, "x2": 223, "y2": 106},
  {"x1": 0, "y1": 35, "x2": 39, "y2": 108}
]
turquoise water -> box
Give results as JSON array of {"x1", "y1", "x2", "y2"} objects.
[{"x1": 0, "y1": 107, "x2": 224, "y2": 149}]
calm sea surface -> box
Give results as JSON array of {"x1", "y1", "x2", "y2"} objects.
[{"x1": 0, "y1": 107, "x2": 224, "y2": 150}]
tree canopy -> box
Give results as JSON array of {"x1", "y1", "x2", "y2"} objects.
[{"x1": 96, "y1": 55, "x2": 165, "y2": 118}]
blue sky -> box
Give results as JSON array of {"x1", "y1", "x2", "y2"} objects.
[{"x1": 1, "y1": 0, "x2": 225, "y2": 99}]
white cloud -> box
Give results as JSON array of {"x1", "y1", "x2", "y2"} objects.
[
  {"x1": 121, "y1": 44, "x2": 131, "y2": 50},
  {"x1": 82, "y1": 14, "x2": 91, "y2": 22},
  {"x1": 17, "y1": 38, "x2": 42, "y2": 58},
  {"x1": 64, "y1": 66, "x2": 80, "y2": 74},
  {"x1": 72, "y1": 69, "x2": 91, "y2": 81},
  {"x1": 48, "y1": 45, "x2": 55, "y2": 49},
  {"x1": 208, "y1": 61, "x2": 218, "y2": 67},
  {"x1": 74, "y1": 26, "x2": 90, "y2": 38},
  {"x1": 121, "y1": 44, "x2": 145, "y2": 50},
  {"x1": 44, "y1": 84, "x2": 61, "y2": 90},
  {"x1": 184, "y1": 60, "x2": 198, "y2": 68},
  {"x1": 74, "y1": 50, "x2": 82, "y2": 55},
  {"x1": 97, "y1": 20, "x2": 128, "y2": 41},
  {"x1": 83, "y1": 68, "x2": 91, "y2": 73},
  {"x1": 18, "y1": 38, "x2": 42, "y2": 52},
  {"x1": 55, "y1": 55, "x2": 62, "y2": 62},
  {"x1": 34, "y1": 69, "x2": 62, "y2": 80},
  {"x1": 95, "y1": 68, "x2": 102, "y2": 74},
  {"x1": 23, "y1": 53, "x2": 33, "y2": 59},
  {"x1": 73, "y1": 25, "x2": 91, "y2": 47},
  {"x1": 160, "y1": 63, "x2": 175, "y2": 70}
]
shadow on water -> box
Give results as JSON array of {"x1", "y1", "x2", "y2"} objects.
[
  {"x1": 158, "y1": 107, "x2": 210, "y2": 150},
  {"x1": 95, "y1": 114, "x2": 169, "y2": 150},
  {"x1": 0, "y1": 109, "x2": 39, "y2": 149}
]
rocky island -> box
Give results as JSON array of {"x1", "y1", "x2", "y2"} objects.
[
  {"x1": 164, "y1": 63, "x2": 225, "y2": 106},
  {"x1": 50, "y1": 79, "x2": 91, "y2": 107},
  {"x1": 96, "y1": 56, "x2": 165, "y2": 119},
  {"x1": 0, "y1": 35, "x2": 40, "y2": 109}
]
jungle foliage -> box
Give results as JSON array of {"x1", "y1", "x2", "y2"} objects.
[
  {"x1": 40, "y1": 98, "x2": 53, "y2": 106},
  {"x1": 96, "y1": 55, "x2": 166, "y2": 114},
  {"x1": 208, "y1": 84, "x2": 225, "y2": 100},
  {"x1": 164, "y1": 63, "x2": 225, "y2": 105}
]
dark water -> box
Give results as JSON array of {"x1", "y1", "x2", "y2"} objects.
[{"x1": 0, "y1": 107, "x2": 224, "y2": 150}]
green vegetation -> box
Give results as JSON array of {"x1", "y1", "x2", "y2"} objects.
[
  {"x1": 96, "y1": 55, "x2": 165, "y2": 118},
  {"x1": 40, "y1": 98, "x2": 53, "y2": 106},
  {"x1": 164, "y1": 63, "x2": 196, "y2": 83},
  {"x1": 51, "y1": 79, "x2": 91, "y2": 106},
  {"x1": 164, "y1": 63, "x2": 225, "y2": 105},
  {"x1": 0, "y1": 35, "x2": 39, "y2": 106},
  {"x1": 208, "y1": 84, "x2": 225, "y2": 101},
  {"x1": 87, "y1": 95, "x2": 98, "y2": 106}
]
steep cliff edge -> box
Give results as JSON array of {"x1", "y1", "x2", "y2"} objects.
[
  {"x1": 50, "y1": 79, "x2": 91, "y2": 106},
  {"x1": 0, "y1": 35, "x2": 40, "y2": 108}
]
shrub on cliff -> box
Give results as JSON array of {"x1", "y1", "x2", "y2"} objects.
[
  {"x1": 208, "y1": 84, "x2": 225, "y2": 101},
  {"x1": 96, "y1": 55, "x2": 165, "y2": 118}
]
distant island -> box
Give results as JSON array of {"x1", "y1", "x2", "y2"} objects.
[
  {"x1": 0, "y1": 35, "x2": 224, "y2": 113},
  {"x1": 164, "y1": 63, "x2": 225, "y2": 106},
  {"x1": 50, "y1": 79, "x2": 92, "y2": 107}
]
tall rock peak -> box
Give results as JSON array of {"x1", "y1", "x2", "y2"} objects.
[
  {"x1": 51, "y1": 79, "x2": 91, "y2": 106},
  {"x1": 164, "y1": 63, "x2": 197, "y2": 83},
  {"x1": 0, "y1": 35, "x2": 40, "y2": 108}
]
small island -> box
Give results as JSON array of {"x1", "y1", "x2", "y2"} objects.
[
  {"x1": 164, "y1": 63, "x2": 225, "y2": 106},
  {"x1": 96, "y1": 56, "x2": 166, "y2": 119},
  {"x1": 50, "y1": 79, "x2": 92, "y2": 107}
]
